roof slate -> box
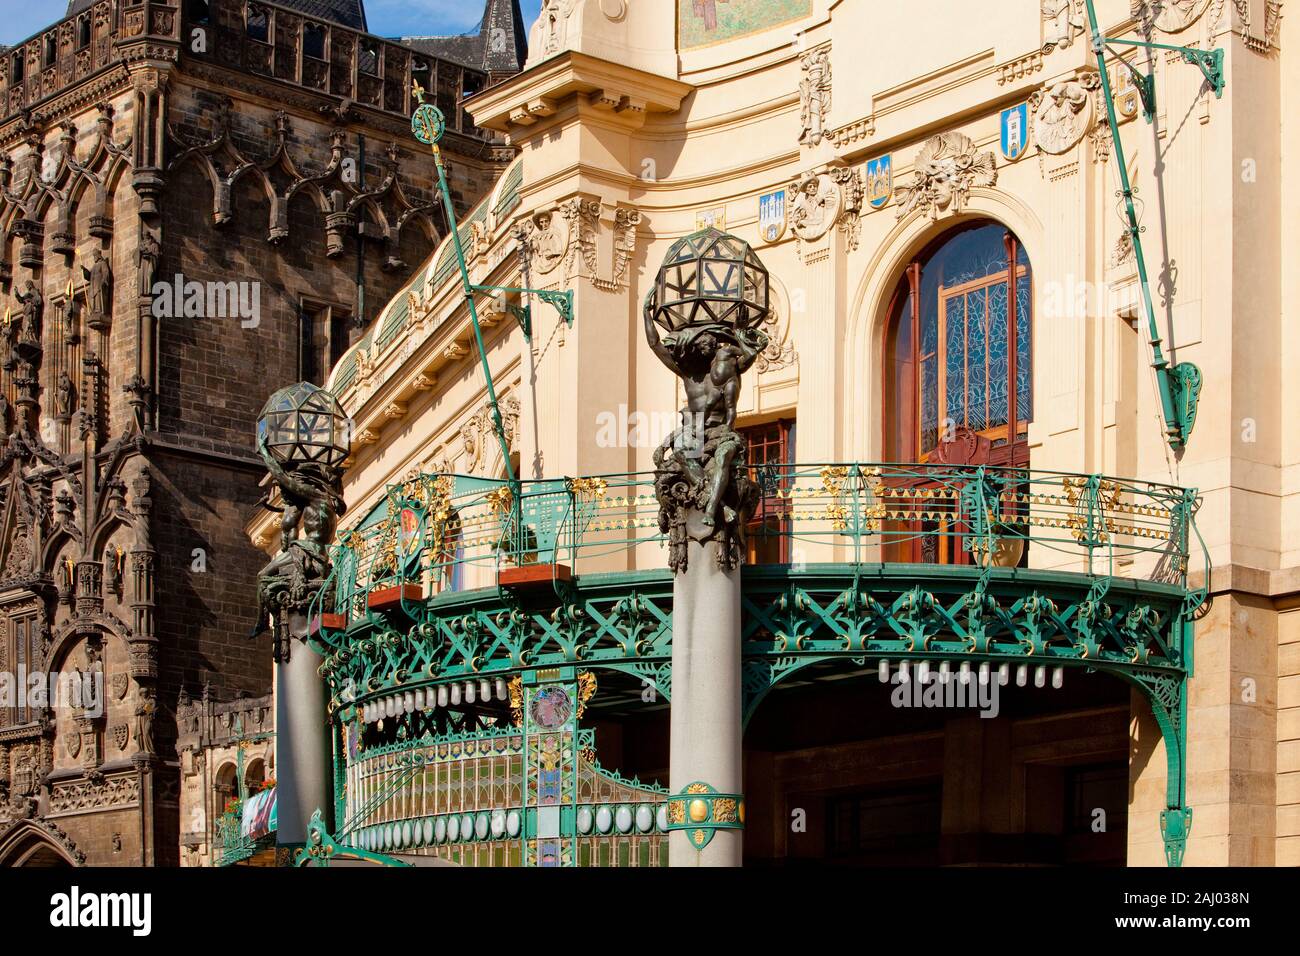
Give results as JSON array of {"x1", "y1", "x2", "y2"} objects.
[{"x1": 399, "y1": 0, "x2": 526, "y2": 74}]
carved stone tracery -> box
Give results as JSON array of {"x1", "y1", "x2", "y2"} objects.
[{"x1": 167, "y1": 104, "x2": 438, "y2": 256}]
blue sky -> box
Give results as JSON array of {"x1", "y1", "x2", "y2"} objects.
[{"x1": 2, "y1": 1, "x2": 543, "y2": 47}]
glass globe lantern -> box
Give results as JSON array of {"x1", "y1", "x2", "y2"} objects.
[
  {"x1": 645, "y1": 228, "x2": 770, "y2": 333},
  {"x1": 256, "y1": 382, "x2": 351, "y2": 468}
]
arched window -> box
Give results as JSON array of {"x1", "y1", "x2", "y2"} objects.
[
  {"x1": 244, "y1": 758, "x2": 265, "y2": 794},
  {"x1": 214, "y1": 763, "x2": 239, "y2": 815},
  {"x1": 884, "y1": 222, "x2": 1032, "y2": 466}
]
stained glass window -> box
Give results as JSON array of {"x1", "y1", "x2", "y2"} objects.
[{"x1": 884, "y1": 222, "x2": 1033, "y2": 462}]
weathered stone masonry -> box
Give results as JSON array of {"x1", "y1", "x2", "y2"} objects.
[{"x1": 0, "y1": 0, "x2": 520, "y2": 866}]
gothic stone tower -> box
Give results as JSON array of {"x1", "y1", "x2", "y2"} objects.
[{"x1": 0, "y1": 0, "x2": 521, "y2": 867}]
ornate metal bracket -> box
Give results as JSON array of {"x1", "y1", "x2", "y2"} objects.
[
  {"x1": 664, "y1": 782, "x2": 744, "y2": 850},
  {"x1": 1160, "y1": 806, "x2": 1192, "y2": 868},
  {"x1": 294, "y1": 809, "x2": 413, "y2": 867},
  {"x1": 471, "y1": 284, "x2": 575, "y2": 342},
  {"x1": 1104, "y1": 42, "x2": 1223, "y2": 123},
  {"x1": 505, "y1": 304, "x2": 531, "y2": 340},
  {"x1": 1181, "y1": 46, "x2": 1226, "y2": 99},
  {"x1": 1083, "y1": 0, "x2": 1217, "y2": 450},
  {"x1": 1173, "y1": 361, "x2": 1203, "y2": 437}
]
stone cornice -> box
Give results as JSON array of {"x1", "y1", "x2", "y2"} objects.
[
  {"x1": 467, "y1": 51, "x2": 693, "y2": 135},
  {"x1": 1192, "y1": 563, "x2": 1300, "y2": 603}
]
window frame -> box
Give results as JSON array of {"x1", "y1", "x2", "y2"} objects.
[
  {"x1": 741, "y1": 418, "x2": 795, "y2": 564},
  {"x1": 3, "y1": 610, "x2": 42, "y2": 727},
  {"x1": 883, "y1": 223, "x2": 1032, "y2": 467},
  {"x1": 298, "y1": 299, "x2": 353, "y2": 387}
]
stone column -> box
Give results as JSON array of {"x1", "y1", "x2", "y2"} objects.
[
  {"x1": 643, "y1": 230, "x2": 770, "y2": 867},
  {"x1": 668, "y1": 536, "x2": 744, "y2": 866},
  {"x1": 275, "y1": 615, "x2": 333, "y2": 850}
]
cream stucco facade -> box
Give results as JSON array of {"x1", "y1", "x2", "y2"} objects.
[{"x1": 248, "y1": 0, "x2": 1300, "y2": 866}]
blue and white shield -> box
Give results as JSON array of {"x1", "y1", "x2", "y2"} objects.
[
  {"x1": 759, "y1": 190, "x2": 786, "y2": 242},
  {"x1": 1001, "y1": 103, "x2": 1029, "y2": 161},
  {"x1": 866, "y1": 155, "x2": 893, "y2": 209}
]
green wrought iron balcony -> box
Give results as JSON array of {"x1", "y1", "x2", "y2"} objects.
[
  {"x1": 305, "y1": 462, "x2": 1206, "y2": 867},
  {"x1": 309, "y1": 463, "x2": 1205, "y2": 705},
  {"x1": 214, "y1": 807, "x2": 257, "y2": 867},
  {"x1": 317, "y1": 463, "x2": 1202, "y2": 617}
]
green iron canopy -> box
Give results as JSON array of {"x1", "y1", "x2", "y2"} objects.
[
  {"x1": 257, "y1": 381, "x2": 352, "y2": 468},
  {"x1": 645, "y1": 228, "x2": 770, "y2": 333}
]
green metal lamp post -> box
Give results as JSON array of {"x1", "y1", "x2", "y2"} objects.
[
  {"x1": 254, "y1": 382, "x2": 350, "y2": 859},
  {"x1": 646, "y1": 228, "x2": 770, "y2": 865},
  {"x1": 1081, "y1": 0, "x2": 1219, "y2": 450},
  {"x1": 408, "y1": 84, "x2": 577, "y2": 555}
]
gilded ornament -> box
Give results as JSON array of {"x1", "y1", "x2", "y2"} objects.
[
  {"x1": 713, "y1": 797, "x2": 738, "y2": 823},
  {"x1": 575, "y1": 671, "x2": 598, "y2": 718}
]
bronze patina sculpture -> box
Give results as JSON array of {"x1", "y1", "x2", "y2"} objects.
[
  {"x1": 644, "y1": 228, "x2": 770, "y2": 572},
  {"x1": 251, "y1": 383, "x2": 350, "y2": 849},
  {"x1": 252, "y1": 435, "x2": 346, "y2": 655},
  {"x1": 250, "y1": 383, "x2": 350, "y2": 660},
  {"x1": 646, "y1": 229, "x2": 771, "y2": 865}
]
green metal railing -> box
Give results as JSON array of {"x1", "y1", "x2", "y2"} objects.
[
  {"x1": 308, "y1": 465, "x2": 1206, "y2": 867},
  {"x1": 215, "y1": 808, "x2": 257, "y2": 867},
  {"x1": 311, "y1": 463, "x2": 1203, "y2": 633}
]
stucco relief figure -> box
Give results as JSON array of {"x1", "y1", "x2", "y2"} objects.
[
  {"x1": 82, "y1": 248, "x2": 113, "y2": 332},
  {"x1": 251, "y1": 436, "x2": 347, "y2": 655},
  {"x1": 798, "y1": 46, "x2": 832, "y2": 147},
  {"x1": 533, "y1": 0, "x2": 579, "y2": 56},
  {"x1": 788, "y1": 171, "x2": 843, "y2": 241},
  {"x1": 1030, "y1": 74, "x2": 1099, "y2": 154},
  {"x1": 1042, "y1": 0, "x2": 1085, "y2": 52},
  {"x1": 895, "y1": 132, "x2": 998, "y2": 221},
  {"x1": 645, "y1": 309, "x2": 766, "y2": 573},
  {"x1": 1134, "y1": 0, "x2": 1211, "y2": 32},
  {"x1": 518, "y1": 209, "x2": 568, "y2": 275}
]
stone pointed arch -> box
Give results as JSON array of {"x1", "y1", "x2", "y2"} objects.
[{"x1": 0, "y1": 819, "x2": 84, "y2": 866}]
